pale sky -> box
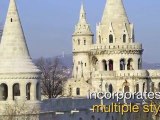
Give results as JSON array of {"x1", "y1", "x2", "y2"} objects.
[{"x1": 0, "y1": 0, "x2": 160, "y2": 63}]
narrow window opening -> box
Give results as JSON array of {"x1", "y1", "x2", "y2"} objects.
[{"x1": 109, "y1": 34, "x2": 113, "y2": 43}]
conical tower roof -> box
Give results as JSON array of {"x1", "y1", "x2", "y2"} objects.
[
  {"x1": 98, "y1": 0, "x2": 132, "y2": 42},
  {"x1": 0, "y1": 0, "x2": 40, "y2": 74},
  {"x1": 102, "y1": 0, "x2": 129, "y2": 24},
  {"x1": 73, "y1": 3, "x2": 93, "y2": 35}
]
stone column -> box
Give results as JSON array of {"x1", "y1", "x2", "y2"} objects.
[
  {"x1": 7, "y1": 83, "x2": 13, "y2": 101},
  {"x1": 20, "y1": 82, "x2": 26, "y2": 101},
  {"x1": 31, "y1": 81, "x2": 37, "y2": 101},
  {"x1": 139, "y1": 82, "x2": 143, "y2": 93},
  {"x1": 99, "y1": 61, "x2": 104, "y2": 71}
]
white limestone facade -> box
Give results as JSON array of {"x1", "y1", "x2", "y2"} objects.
[
  {"x1": 0, "y1": 0, "x2": 41, "y2": 113},
  {"x1": 64, "y1": 0, "x2": 160, "y2": 97}
]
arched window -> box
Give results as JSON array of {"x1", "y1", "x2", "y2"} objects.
[
  {"x1": 13, "y1": 83, "x2": 20, "y2": 100},
  {"x1": 69, "y1": 85, "x2": 72, "y2": 96},
  {"x1": 105, "y1": 83, "x2": 108, "y2": 92},
  {"x1": 102, "y1": 60, "x2": 107, "y2": 71},
  {"x1": 92, "y1": 56, "x2": 98, "y2": 71},
  {"x1": 109, "y1": 84, "x2": 113, "y2": 93},
  {"x1": 136, "y1": 84, "x2": 139, "y2": 92},
  {"x1": 109, "y1": 60, "x2": 113, "y2": 71},
  {"x1": 120, "y1": 59, "x2": 126, "y2": 70},
  {"x1": 123, "y1": 34, "x2": 126, "y2": 43},
  {"x1": 26, "y1": 83, "x2": 31, "y2": 100},
  {"x1": 151, "y1": 83, "x2": 154, "y2": 92},
  {"x1": 76, "y1": 88, "x2": 80, "y2": 95},
  {"x1": 78, "y1": 39, "x2": 80, "y2": 45},
  {"x1": 109, "y1": 34, "x2": 113, "y2": 43},
  {"x1": 138, "y1": 58, "x2": 141, "y2": 69},
  {"x1": 124, "y1": 85, "x2": 130, "y2": 93},
  {"x1": 36, "y1": 82, "x2": 40, "y2": 100},
  {"x1": 99, "y1": 35, "x2": 101, "y2": 44},
  {"x1": 91, "y1": 115, "x2": 95, "y2": 120},
  {"x1": 11, "y1": 18, "x2": 13, "y2": 22},
  {"x1": 84, "y1": 40, "x2": 86, "y2": 45},
  {"x1": 0, "y1": 83, "x2": 8, "y2": 101},
  {"x1": 143, "y1": 83, "x2": 145, "y2": 92},
  {"x1": 127, "y1": 58, "x2": 133, "y2": 70}
]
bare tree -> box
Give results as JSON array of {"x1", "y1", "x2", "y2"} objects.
[
  {"x1": 0, "y1": 101, "x2": 39, "y2": 120},
  {"x1": 35, "y1": 57, "x2": 70, "y2": 99}
]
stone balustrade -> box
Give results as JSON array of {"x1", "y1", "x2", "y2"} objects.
[{"x1": 73, "y1": 43, "x2": 142, "y2": 52}]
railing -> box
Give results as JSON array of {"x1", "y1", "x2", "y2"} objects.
[
  {"x1": 92, "y1": 70, "x2": 148, "y2": 78},
  {"x1": 73, "y1": 43, "x2": 142, "y2": 52}
]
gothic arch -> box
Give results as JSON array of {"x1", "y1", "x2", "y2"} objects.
[{"x1": 0, "y1": 83, "x2": 8, "y2": 101}]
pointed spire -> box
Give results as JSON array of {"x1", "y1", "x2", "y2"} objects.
[
  {"x1": 0, "y1": 0, "x2": 30, "y2": 58},
  {"x1": 97, "y1": 0, "x2": 133, "y2": 43},
  {"x1": 101, "y1": 0, "x2": 129, "y2": 24},
  {"x1": 73, "y1": 3, "x2": 93, "y2": 35},
  {"x1": 79, "y1": 3, "x2": 87, "y2": 24},
  {"x1": 0, "y1": 0, "x2": 40, "y2": 73}
]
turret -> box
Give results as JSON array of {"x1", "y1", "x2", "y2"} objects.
[
  {"x1": 96, "y1": 0, "x2": 143, "y2": 71},
  {"x1": 97, "y1": 0, "x2": 135, "y2": 44},
  {"x1": 0, "y1": 0, "x2": 41, "y2": 107},
  {"x1": 72, "y1": 4, "x2": 93, "y2": 79}
]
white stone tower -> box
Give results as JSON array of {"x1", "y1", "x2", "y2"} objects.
[
  {"x1": 64, "y1": 0, "x2": 148, "y2": 97},
  {"x1": 0, "y1": 0, "x2": 41, "y2": 109},
  {"x1": 96, "y1": 0, "x2": 143, "y2": 71},
  {"x1": 72, "y1": 4, "x2": 94, "y2": 79}
]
